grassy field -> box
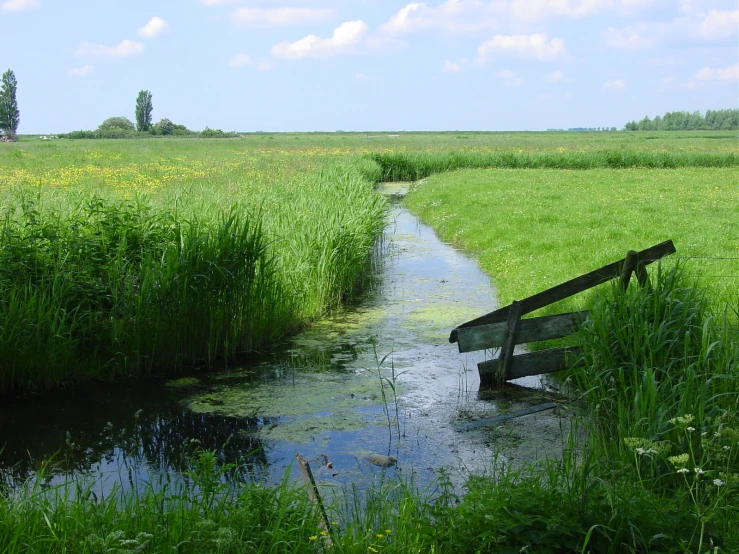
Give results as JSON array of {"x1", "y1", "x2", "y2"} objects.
[
  {"x1": 0, "y1": 138, "x2": 387, "y2": 394},
  {"x1": 1, "y1": 131, "x2": 738, "y2": 552},
  {"x1": 404, "y1": 167, "x2": 738, "y2": 312}
]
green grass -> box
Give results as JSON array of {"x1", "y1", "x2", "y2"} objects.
[
  {"x1": 0, "y1": 141, "x2": 386, "y2": 395},
  {"x1": 1, "y1": 131, "x2": 738, "y2": 552},
  {"x1": 370, "y1": 149, "x2": 739, "y2": 181},
  {"x1": 403, "y1": 167, "x2": 738, "y2": 312}
]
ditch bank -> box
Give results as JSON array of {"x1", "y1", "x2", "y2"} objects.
[{"x1": 0, "y1": 183, "x2": 572, "y2": 493}]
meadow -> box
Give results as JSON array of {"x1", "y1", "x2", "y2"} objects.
[{"x1": 0, "y1": 131, "x2": 738, "y2": 552}]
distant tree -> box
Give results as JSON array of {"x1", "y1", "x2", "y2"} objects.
[
  {"x1": 623, "y1": 109, "x2": 739, "y2": 131},
  {"x1": 135, "y1": 90, "x2": 153, "y2": 132},
  {"x1": 155, "y1": 118, "x2": 174, "y2": 135},
  {"x1": 0, "y1": 69, "x2": 20, "y2": 137},
  {"x1": 98, "y1": 116, "x2": 135, "y2": 131}
]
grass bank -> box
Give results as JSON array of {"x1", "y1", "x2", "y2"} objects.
[
  {"x1": 370, "y1": 149, "x2": 739, "y2": 181},
  {"x1": 403, "y1": 167, "x2": 738, "y2": 312},
  {"x1": 0, "y1": 141, "x2": 386, "y2": 395}
]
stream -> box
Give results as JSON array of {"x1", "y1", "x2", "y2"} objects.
[{"x1": 0, "y1": 183, "x2": 570, "y2": 494}]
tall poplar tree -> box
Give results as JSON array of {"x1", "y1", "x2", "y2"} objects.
[
  {"x1": 0, "y1": 69, "x2": 20, "y2": 136},
  {"x1": 135, "y1": 90, "x2": 153, "y2": 132}
]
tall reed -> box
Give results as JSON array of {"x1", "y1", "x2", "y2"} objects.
[
  {"x1": 0, "y1": 161, "x2": 386, "y2": 395},
  {"x1": 369, "y1": 149, "x2": 739, "y2": 181}
]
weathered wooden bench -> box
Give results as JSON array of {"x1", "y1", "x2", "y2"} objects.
[{"x1": 450, "y1": 240, "x2": 677, "y2": 387}]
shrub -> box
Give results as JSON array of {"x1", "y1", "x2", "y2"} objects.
[
  {"x1": 155, "y1": 118, "x2": 174, "y2": 136},
  {"x1": 98, "y1": 117, "x2": 135, "y2": 131},
  {"x1": 200, "y1": 127, "x2": 238, "y2": 138}
]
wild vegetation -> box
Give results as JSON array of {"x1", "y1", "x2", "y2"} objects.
[
  {"x1": 0, "y1": 139, "x2": 385, "y2": 395},
  {"x1": 0, "y1": 131, "x2": 737, "y2": 552}
]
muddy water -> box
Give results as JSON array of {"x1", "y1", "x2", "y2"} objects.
[{"x1": 0, "y1": 183, "x2": 569, "y2": 492}]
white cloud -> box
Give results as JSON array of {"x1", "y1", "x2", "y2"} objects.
[
  {"x1": 494, "y1": 69, "x2": 523, "y2": 86},
  {"x1": 477, "y1": 34, "x2": 565, "y2": 63},
  {"x1": 508, "y1": 0, "x2": 650, "y2": 20},
  {"x1": 75, "y1": 40, "x2": 144, "y2": 59},
  {"x1": 695, "y1": 63, "x2": 739, "y2": 81},
  {"x1": 603, "y1": 79, "x2": 626, "y2": 89},
  {"x1": 544, "y1": 70, "x2": 564, "y2": 82},
  {"x1": 0, "y1": 0, "x2": 39, "y2": 13},
  {"x1": 138, "y1": 16, "x2": 169, "y2": 38},
  {"x1": 228, "y1": 53, "x2": 273, "y2": 70},
  {"x1": 697, "y1": 9, "x2": 739, "y2": 40},
  {"x1": 443, "y1": 60, "x2": 462, "y2": 73},
  {"x1": 356, "y1": 73, "x2": 369, "y2": 80},
  {"x1": 271, "y1": 20, "x2": 368, "y2": 60},
  {"x1": 68, "y1": 65, "x2": 95, "y2": 77},
  {"x1": 602, "y1": 26, "x2": 654, "y2": 49},
  {"x1": 382, "y1": 0, "x2": 496, "y2": 35},
  {"x1": 231, "y1": 7, "x2": 332, "y2": 28}
]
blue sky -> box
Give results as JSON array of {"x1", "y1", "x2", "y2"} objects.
[{"x1": 2, "y1": 0, "x2": 737, "y2": 132}]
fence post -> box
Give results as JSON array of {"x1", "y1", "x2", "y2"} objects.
[
  {"x1": 620, "y1": 250, "x2": 638, "y2": 289},
  {"x1": 497, "y1": 300, "x2": 523, "y2": 385}
]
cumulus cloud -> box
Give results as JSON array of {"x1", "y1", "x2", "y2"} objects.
[
  {"x1": 231, "y1": 7, "x2": 333, "y2": 28},
  {"x1": 355, "y1": 73, "x2": 369, "y2": 80},
  {"x1": 697, "y1": 9, "x2": 739, "y2": 40},
  {"x1": 0, "y1": 0, "x2": 39, "y2": 13},
  {"x1": 271, "y1": 20, "x2": 368, "y2": 60},
  {"x1": 138, "y1": 16, "x2": 169, "y2": 38},
  {"x1": 68, "y1": 65, "x2": 95, "y2": 77},
  {"x1": 695, "y1": 63, "x2": 739, "y2": 81},
  {"x1": 602, "y1": 26, "x2": 654, "y2": 49},
  {"x1": 75, "y1": 40, "x2": 145, "y2": 59},
  {"x1": 228, "y1": 53, "x2": 273, "y2": 70},
  {"x1": 603, "y1": 79, "x2": 626, "y2": 89},
  {"x1": 477, "y1": 34, "x2": 565, "y2": 63},
  {"x1": 443, "y1": 60, "x2": 463, "y2": 73},
  {"x1": 381, "y1": 0, "x2": 495, "y2": 35}
]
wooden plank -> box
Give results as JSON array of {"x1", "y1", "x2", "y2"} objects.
[
  {"x1": 496, "y1": 300, "x2": 523, "y2": 386},
  {"x1": 450, "y1": 240, "x2": 675, "y2": 343},
  {"x1": 457, "y1": 403, "x2": 556, "y2": 431},
  {"x1": 478, "y1": 346, "x2": 583, "y2": 382},
  {"x1": 456, "y1": 310, "x2": 589, "y2": 353}
]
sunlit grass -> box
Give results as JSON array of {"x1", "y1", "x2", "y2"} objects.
[
  {"x1": 404, "y1": 167, "x2": 738, "y2": 312},
  {"x1": 0, "y1": 140, "x2": 386, "y2": 395}
]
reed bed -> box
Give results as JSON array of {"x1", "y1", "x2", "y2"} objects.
[
  {"x1": 0, "y1": 152, "x2": 385, "y2": 395},
  {"x1": 370, "y1": 149, "x2": 739, "y2": 182}
]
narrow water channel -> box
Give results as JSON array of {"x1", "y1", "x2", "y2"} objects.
[{"x1": 0, "y1": 183, "x2": 569, "y2": 493}]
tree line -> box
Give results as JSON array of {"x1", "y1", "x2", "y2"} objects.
[
  {"x1": 62, "y1": 89, "x2": 237, "y2": 139},
  {"x1": 624, "y1": 109, "x2": 739, "y2": 131},
  {"x1": 0, "y1": 70, "x2": 237, "y2": 140}
]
